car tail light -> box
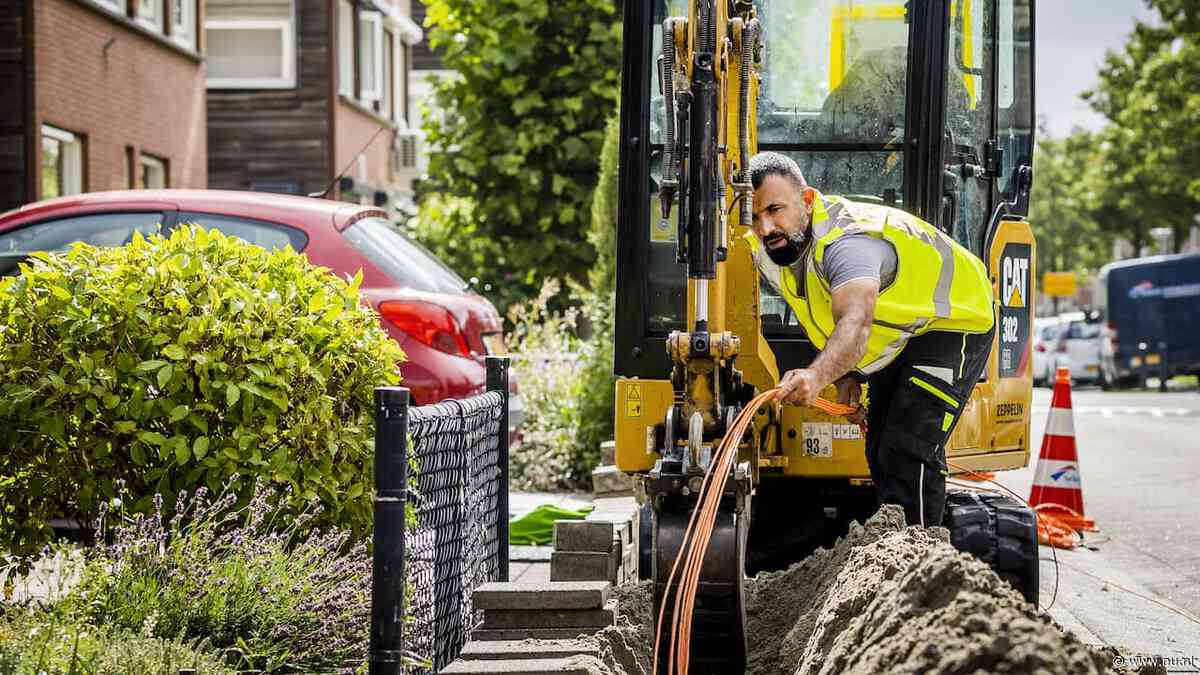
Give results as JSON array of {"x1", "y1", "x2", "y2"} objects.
[
  {"x1": 1056, "y1": 341, "x2": 1068, "y2": 354},
  {"x1": 1035, "y1": 342, "x2": 1047, "y2": 353},
  {"x1": 379, "y1": 300, "x2": 472, "y2": 358}
]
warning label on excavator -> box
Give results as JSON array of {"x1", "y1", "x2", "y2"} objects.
[
  {"x1": 802, "y1": 423, "x2": 833, "y2": 458},
  {"x1": 625, "y1": 384, "x2": 642, "y2": 418},
  {"x1": 832, "y1": 424, "x2": 862, "y2": 440}
]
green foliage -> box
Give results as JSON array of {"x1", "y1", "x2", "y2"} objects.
[
  {"x1": 574, "y1": 113, "x2": 621, "y2": 464},
  {"x1": 1083, "y1": 0, "x2": 1200, "y2": 254},
  {"x1": 506, "y1": 280, "x2": 588, "y2": 490},
  {"x1": 416, "y1": 0, "x2": 621, "y2": 313},
  {"x1": 0, "y1": 609, "x2": 233, "y2": 675},
  {"x1": 1029, "y1": 129, "x2": 1112, "y2": 274},
  {"x1": 65, "y1": 483, "x2": 374, "y2": 673},
  {"x1": 0, "y1": 228, "x2": 404, "y2": 567}
]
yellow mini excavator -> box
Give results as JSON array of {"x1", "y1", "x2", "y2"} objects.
[{"x1": 611, "y1": 1, "x2": 1038, "y2": 672}]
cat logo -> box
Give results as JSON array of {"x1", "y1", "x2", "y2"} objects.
[{"x1": 1001, "y1": 254, "x2": 1029, "y2": 308}]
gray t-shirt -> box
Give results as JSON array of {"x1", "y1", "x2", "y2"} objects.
[{"x1": 821, "y1": 233, "x2": 897, "y2": 291}]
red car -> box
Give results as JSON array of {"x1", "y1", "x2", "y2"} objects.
[{"x1": 0, "y1": 190, "x2": 521, "y2": 422}]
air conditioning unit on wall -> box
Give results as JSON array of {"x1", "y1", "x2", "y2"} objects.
[{"x1": 392, "y1": 130, "x2": 422, "y2": 174}]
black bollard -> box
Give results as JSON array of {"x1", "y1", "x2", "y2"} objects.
[{"x1": 370, "y1": 386, "x2": 409, "y2": 675}]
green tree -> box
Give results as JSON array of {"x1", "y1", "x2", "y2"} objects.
[
  {"x1": 416, "y1": 0, "x2": 621, "y2": 312},
  {"x1": 1029, "y1": 128, "x2": 1111, "y2": 274},
  {"x1": 1086, "y1": 1, "x2": 1200, "y2": 254}
]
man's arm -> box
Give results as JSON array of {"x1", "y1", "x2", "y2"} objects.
[{"x1": 777, "y1": 278, "x2": 879, "y2": 404}]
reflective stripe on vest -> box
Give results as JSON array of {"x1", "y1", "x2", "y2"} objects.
[{"x1": 748, "y1": 194, "x2": 995, "y2": 374}]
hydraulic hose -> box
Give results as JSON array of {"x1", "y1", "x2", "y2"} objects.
[
  {"x1": 661, "y1": 18, "x2": 678, "y2": 197},
  {"x1": 737, "y1": 19, "x2": 759, "y2": 229}
]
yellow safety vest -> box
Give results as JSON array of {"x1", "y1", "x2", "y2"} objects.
[{"x1": 748, "y1": 194, "x2": 994, "y2": 375}]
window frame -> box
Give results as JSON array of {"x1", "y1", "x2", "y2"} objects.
[
  {"x1": 40, "y1": 124, "x2": 84, "y2": 200},
  {"x1": 139, "y1": 154, "x2": 168, "y2": 189},
  {"x1": 170, "y1": 0, "x2": 197, "y2": 49},
  {"x1": 338, "y1": 0, "x2": 355, "y2": 97},
  {"x1": 204, "y1": 18, "x2": 297, "y2": 89},
  {"x1": 135, "y1": 0, "x2": 165, "y2": 33},
  {"x1": 380, "y1": 27, "x2": 395, "y2": 118},
  {"x1": 91, "y1": 0, "x2": 123, "y2": 13},
  {"x1": 358, "y1": 10, "x2": 385, "y2": 101}
]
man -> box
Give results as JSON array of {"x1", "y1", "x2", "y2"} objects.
[{"x1": 746, "y1": 152, "x2": 995, "y2": 527}]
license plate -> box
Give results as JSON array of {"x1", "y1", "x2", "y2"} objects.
[
  {"x1": 1146, "y1": 354, "x2": 1162, "y2": 365},
  {"x1": 1086, "y1": 364, "x2": 1098, "y2": 372},
  {"x1": 482, "y1": 333, "x2": 506, "y2": 355}
]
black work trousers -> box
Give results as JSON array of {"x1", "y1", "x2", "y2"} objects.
[{"x1": 864, "y1": 326, "x2": 995, "y2": 527}]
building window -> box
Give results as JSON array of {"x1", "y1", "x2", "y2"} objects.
[
  {"x1": 136, "y1": 0, "x2": 164, "y2": 32},
  {"x1": 339, "y1": 0, "x2": 354, "y2": 96},
  {"x1": 41, "y1": 125, "x2": 83, "y2": 200},
  {"x1": 206, "y1": 19, "x2": 296, "y2": 89},
  {"x1": 380, "y1": 29, "x2": 395, "y2": 118},
  {"x1": 359, "y1": 11, "x2": 384, "y2": 101},
  {"x1": 139, "y1": 154, "x2": 167, "y2": 189},
  {"x1": 91, "y1": 0, "x2": 123, "y2": 13},
  {"x1": 170, "y1": 0, "x2": 196, "y2": 48}
]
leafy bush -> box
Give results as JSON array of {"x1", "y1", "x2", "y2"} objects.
[
  {"x1": 415, "y1": 0, "x2": 621, "y2": 313},
  {"x1": 506, "y1": 281, "x2": 587, "y2": 490},
  {"x1": 0, "y1": 228, "x2": 404, "y2": 567},
  {"x1": 574, "y1": 113, "x2": 620, "y2": 459},
  {"x1": 0, "y1": 609, "x2": 234, "y2": 675},
  {"x1": 66, "y1": 482, "x2": 376, "y2": 673}
]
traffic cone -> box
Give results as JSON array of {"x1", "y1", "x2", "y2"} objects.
[{"x1": 1029, "y1": 367, "x2": 1097, "y2": 532}]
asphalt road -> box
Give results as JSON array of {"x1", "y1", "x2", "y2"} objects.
[{"x1": 995, "y1": 382, "x2": 1200, "y2": 657}]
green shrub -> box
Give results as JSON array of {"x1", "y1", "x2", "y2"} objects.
[
  {"x1": 0, "y1": 608, "x2": 234, "y2": 675},
  {"x1": 0, "y1": 227, "x2": 404, "y2": 567},
  {"x1": 506, "y1": 280, "x2": 586, "y2": 490},
  {"x1": 574, "y1": 112, "x2": 620, "y2": 459}
]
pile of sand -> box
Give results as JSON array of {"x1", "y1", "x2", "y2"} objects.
[{"x1": 586, "y1": 505, "x2": 1116, "y2": 675}]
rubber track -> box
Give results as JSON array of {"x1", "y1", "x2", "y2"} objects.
[{"x1": 944, "y1": 489, "x2": 1040, "y2": 603}]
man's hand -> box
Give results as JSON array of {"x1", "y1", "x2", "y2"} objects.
[
  {"x1": 834, "y1": 376, "x2": 866, "y2": 425},
  {"x1": 777, "y1": 368, "x2": 825, "y2": 406}
]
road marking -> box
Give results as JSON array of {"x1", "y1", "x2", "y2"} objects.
[{"x1": 1073, "y1": 406, "x2": 1196, "y2": 417}]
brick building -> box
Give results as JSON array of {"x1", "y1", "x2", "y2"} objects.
[
  {"x1": 0, "y1": 0, "x2": 208, "y2": 213},
  {"x1": 206, "y1": 0, "x2": 423, "y2": 215}
]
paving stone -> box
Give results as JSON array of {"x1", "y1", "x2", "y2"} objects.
[
  {"x1": 473, "y1": 581, "x2": 609, "y2": 611},
  {"x1": 458, "y1": 639, "x2": 600, "y2": 661},
  {"x1": 509, "y1": 545, "x2": 553, "y2": 562},
  {"x1": 553, "y1": 520, "x2": 613, "y2": 552},
  {"x1": 550, "y1": 550, "x2": 617, "y2": 583},
  {"x1": 471, "y1": 627, "x2": 605, "y2": 642},
  {"x1": 591, "y1": 465, "x2": 633, "y2": 497},
  {"x1": 480, "y1": 600, "x2": 617, "y2": 630},
  {"x1": 441, "y1": 657, "x2": 594, "y2": 674}
]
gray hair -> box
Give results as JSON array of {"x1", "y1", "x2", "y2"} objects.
[{"x1": 749, "y1": 151, "x2": 807, "y2": 190}]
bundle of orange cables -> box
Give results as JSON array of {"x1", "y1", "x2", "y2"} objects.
[{"x1": 652, "y1": 390, "x2": 863, "y2": 675}]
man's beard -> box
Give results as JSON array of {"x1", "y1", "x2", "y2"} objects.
[{"x1": 763, "y1": 230, "x2": 809, "y2": 267}]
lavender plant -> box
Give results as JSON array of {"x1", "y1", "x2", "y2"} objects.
[{"x1": 67, "y1": 480, "x2": 373, "y2": 673}]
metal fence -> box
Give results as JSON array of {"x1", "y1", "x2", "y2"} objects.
[{"x1": 370, "y1": 357, "x2": 510, "y2": 675}]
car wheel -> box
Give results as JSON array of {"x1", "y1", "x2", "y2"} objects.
[{"x1": 943, "y1": 489, "x2": 1039, "y2": 605}]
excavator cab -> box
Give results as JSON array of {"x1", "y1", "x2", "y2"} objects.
[{"x1": 612, "y1": 1, "x2": 1036, "y2": 672}]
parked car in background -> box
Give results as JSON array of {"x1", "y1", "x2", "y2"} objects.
[
  {"x1": 1054, "y1": 311, "x2": 1102, "y2": 385},
  {"x1": 0, "y1": 190, "x2": 522, "y2": 428},
  {"x1": 1096, "y1": 252, "x2": 1200, "y2": 391},
  {"x1": 1032, "y1": 317, "x2": 1062, "y2": 386}
]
